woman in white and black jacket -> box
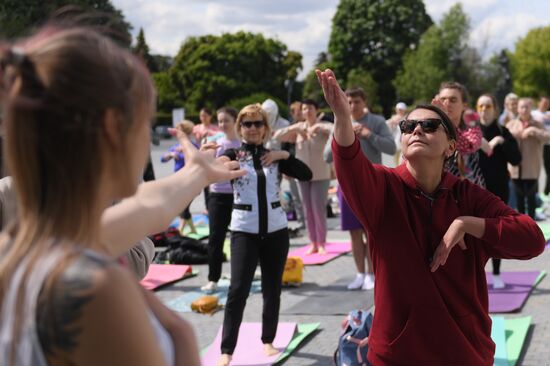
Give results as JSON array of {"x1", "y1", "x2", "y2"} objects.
[{"x1": 216, "y1": 104, "x2": 312, "y2": 366}]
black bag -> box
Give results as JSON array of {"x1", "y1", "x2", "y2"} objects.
[{"x1": 154, "y1": 236, "x2": 209, "y2": 264}]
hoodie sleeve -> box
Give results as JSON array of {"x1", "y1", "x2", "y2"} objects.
[
  {"x1": 465, "y1": 182, "x2": 545, "y2": 260},
  {"x1": 332, "y1": 136, "x2": 388, "y2": 236},
  {"x1": 278, "y1": 155, "x2": 312, "y2": 181}
]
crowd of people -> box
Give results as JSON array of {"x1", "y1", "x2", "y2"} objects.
[{"x1": 0, "y1": 21, "x2": 547, "y2": 366}]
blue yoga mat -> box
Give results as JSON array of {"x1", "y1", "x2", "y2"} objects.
[{"x1": 166, "y1": 279, "x2": 261, "y2": 312}]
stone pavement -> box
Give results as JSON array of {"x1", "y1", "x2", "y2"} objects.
[{"x1": 150, "y1": 139, "x2": 550, "y2": 365}]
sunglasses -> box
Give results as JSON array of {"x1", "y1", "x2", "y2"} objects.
[
  {"x1": 399, "y1": 118, "x2": 447, "y2": 134},
  {"x1": 241, "y1": 120, "x2": 265, "y2": 129}
]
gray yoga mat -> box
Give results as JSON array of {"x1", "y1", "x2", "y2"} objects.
[{"x1": 281, "y1": 275, "x2": 374, "y2": 315}]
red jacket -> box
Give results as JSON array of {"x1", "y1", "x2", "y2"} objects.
[{"x1": 333, "y1": 138, "x2": 545, "y2": 365}]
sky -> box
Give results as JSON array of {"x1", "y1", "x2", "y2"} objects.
[{"x1": 112, "y1": 0, "x2": 550, "y2": 79}]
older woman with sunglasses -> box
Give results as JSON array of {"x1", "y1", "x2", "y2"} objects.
[
  {"x1": 477, "y1": 94, "x2": 522, "y2": 289},
  {"x1": 216, "y1": 104, "x2": 312, "y2": 366},
  {"x1": 316, "y1": 69, "x2": 544, "y2": 366}
]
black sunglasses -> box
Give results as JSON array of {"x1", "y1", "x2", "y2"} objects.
[
  {"x1": 399, "y1": 118, "x2": 447, "y2": 134},
  {"x1": 241, "y1": 120, "x2": 265, "y2": 129}
]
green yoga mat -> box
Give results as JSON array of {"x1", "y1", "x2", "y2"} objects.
[
  {"x1": 223, "y1": 239, "x2": 231, "y2": 260},
  {"x1": 186, "y1": 226, "x2": 209, "y2": 240},
  {"x1": 491, "y1": 316, "x2": 507, "y2": 366},
  {"x1": 275, "y1": 323, "x2": 320, "y2": 364},
  {"x1": 491, "y1": 316, "x2": 531, "y2": 366},
  {"x1": 536, "y1": 222, "x2": 550, "y2": 240}
]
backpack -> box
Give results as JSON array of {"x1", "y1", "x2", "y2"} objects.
[{"x1": 334, "y1": 309, "x2": 373, "y2": 366}]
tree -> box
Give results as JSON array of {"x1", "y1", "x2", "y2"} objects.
[
  {"x1": 512, "y1": 26, "x2": 550, "y2": 97},
  {"x1": 133, "y1": 28, "x2": 158, "y2": 72},
  {"x1": 0, "y1": 0, "x2": 132, "y2": 47},
  {"x1": 393, "y1": 4, "x2": 489, "y2": 104},
  {"x1": 328, "y1": 0, "x2": 432, "y2": 114},
  {"x1": 168, "y1": 31, "x2": 302, "y2": 115}
]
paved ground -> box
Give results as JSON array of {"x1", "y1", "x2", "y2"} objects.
[{"x1": 150, "y1": 139, "x2": 550, "y2": 365}]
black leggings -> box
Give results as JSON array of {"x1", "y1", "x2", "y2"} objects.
[
  {"x1": 206, "y1": 193, "x2": 234, "y2": 282},
  {"x1": 221, "y1": 229, "x2": 289, "y2": 355},
  {"x1": 513, "y1": 179, "x2": 538, "y2": 219}
]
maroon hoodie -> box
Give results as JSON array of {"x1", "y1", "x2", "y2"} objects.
[{"x1": 333, "y1": 138, "x2": 545, "y2": 365}]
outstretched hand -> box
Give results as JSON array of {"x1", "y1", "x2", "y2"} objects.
[
  {"x1": 315, "y1": 69, "x2": 350, "y2": 119},
  {"x1": 431, "y1": 219, "x2": 468, "y2": 272},
  {"x1": 169, "y1": 128, "x2": 246, "y2": 184}
]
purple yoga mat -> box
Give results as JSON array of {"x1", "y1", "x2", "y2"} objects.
[
  {"x1": 287, "y1": 242, "x2": 351, "y2": 265},
  {"x1": 201, "y1": 322, "x2": 296, "y2": 366},
  {"x1": 487, "y1": 271, "x2": 541, "y2": 313}
]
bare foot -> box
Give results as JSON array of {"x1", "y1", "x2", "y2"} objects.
[
  {"x1": 263, "y1": 343, "x2": 280, "y2": 356},
  {"x1": 216, "y1": 354, "x2": 232, "y2": 366},
  {"x1": 317, "y1": 244, "x2": 327, "y2": 255},
  {"x1": 305, "y1": 244, "x2": 318, "y2": 255}
]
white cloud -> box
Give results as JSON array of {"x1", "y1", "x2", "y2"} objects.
[{"x1": 113, "y1": 0, "x2": 550, "y2": 78}]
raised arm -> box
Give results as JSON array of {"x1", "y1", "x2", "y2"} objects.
[
  {"x1": 315, "y1": 69, "x2": 355, "y2": 147},
  {"x1": 101, "y1": 132, "x2": 246, "y2": 257}
]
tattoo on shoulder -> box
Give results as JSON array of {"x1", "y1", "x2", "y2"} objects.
[{"x1": 36, "y1": 253, "x2": 111, "y2": 358}]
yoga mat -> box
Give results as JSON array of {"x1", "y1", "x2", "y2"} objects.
[
  {"x1": 282, "y1": 275, "x2": 374, "y2": 315},
  {"x1": 223, "y1": 239, "x2": 231, "y2": 260},
  {"x1": 487, "y1": 271, "x2": 543, "y2": 313},
  {"x1": 166, "y1": 279, "x2": 261, "y2": 313},
  {"x1": 505, "y1": 316, "x2": 531, "y2": 366},
  {"x1": 491, "y1": 316, "x2": 508, "y2": 366},
  {"x1": 192, "y1": 213, "x2": 209, "y2": 226},
  {"x1": 536, "y1": 222, "x2": 550, "y2": 240},
  {"x1": 287, "y1": 241, "x2": 351, "y2": 265},
  {"x1": 274, "y1": 323, "x2": 320, "y2": 364},
  {"x1": 186, "y1": 226, "x2": 209, "y2": 240},
  {"x1": 201, "y1": 322, "x2": 296, "y2": 366},
  {"x1": 140, "y1": 264, "x2": 193, "y2": 290}
]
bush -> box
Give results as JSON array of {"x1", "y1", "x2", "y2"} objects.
[{"x1": 228, "y1": 93, "x2": 289, "y2": 119}]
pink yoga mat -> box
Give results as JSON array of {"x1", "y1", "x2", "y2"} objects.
[
  {"x1": 288, "y1": 242, "x2": 351, "y2": 265},
  {"x1": 201, "y1": 322, "x2": 296, "y2": 366},
  {"x1": 140, "y1": 264, "x2": 192, "y2": 290},
  {"x1": 487, "y1": 271, "x2": 542, "y2": 313}
]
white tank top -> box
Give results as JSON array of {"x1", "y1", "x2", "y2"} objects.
[{"x1": 0, "y1": 247, "x2": 175, "y2": 366}]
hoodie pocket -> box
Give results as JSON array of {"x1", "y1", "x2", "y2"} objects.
[{"x1": 384, "y1": 305, "x2": 483, "y2": 363}]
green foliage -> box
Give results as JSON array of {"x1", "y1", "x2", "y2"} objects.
[
  {"x1": 512, "y1": 26, "x2": 550, "y2": 97},
  {"x1": 393, "y1": 3, "x2": 496, "y2": 105},
  {"x1": 228, "y1": 93, "x2": 289, "y2": 119},
  {"x1": 328, "y1": 0, "x2": 432, "y2": 113},
  {"x1": 168, "y1": 31, "x2": 302, "y2": 115},
  {"x1": 133, "y1": 28, "x2": 158, "y2": 72},
  {"x1": 0, "y1": 0, "x2": 132, "y2": 46},
  {"x1": 303, "y1": 61, "x2": 334, "y2": 106},
  {"x1": 152, "y1": 71, "x2": 184, "y2": 113}
]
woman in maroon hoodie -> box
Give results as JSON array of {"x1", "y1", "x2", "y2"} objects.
[{"x1": 316, "y1": 69, "x2": 545, "y2": 365}]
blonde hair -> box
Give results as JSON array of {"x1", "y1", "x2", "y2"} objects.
[
  {"x1": 176, "y1": 120, "x2": 195, "y2": 135},
  {"x1": 236, "y1": 104, "x2": 271, "y2": 144},
  {"x1": 0, "y1": 26, "x2": 155, "y2": 354}
]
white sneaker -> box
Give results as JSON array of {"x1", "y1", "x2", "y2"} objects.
[
  {"x1": 347, "y1": 273, "x2": 366, "y2": 290},
  {"x1": 201, "y1": 281, "x2": 218, "y2": 293},
  {"x1": 492, "y1": 275, "x2": 505, "y2": 289},
  {"x1": 362, "y1": 274, "x2": 375, "y2": 290}
]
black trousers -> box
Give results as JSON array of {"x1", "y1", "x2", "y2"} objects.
[
  {"x1": 486, "y1": 183, "x2": 509, "y2": 276},
  {"x1": 206, "y1": 193, "x2": 234, "y2": 282},
  {"x1": 544, "y1": 145, "x2": 550, "y2": 195},
  {"x1": 513, "y1": 179, "x2": 538, "y2": 219},
  {"x1": 221, "y1": 228, "x2": 289, "y2": 355}
]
